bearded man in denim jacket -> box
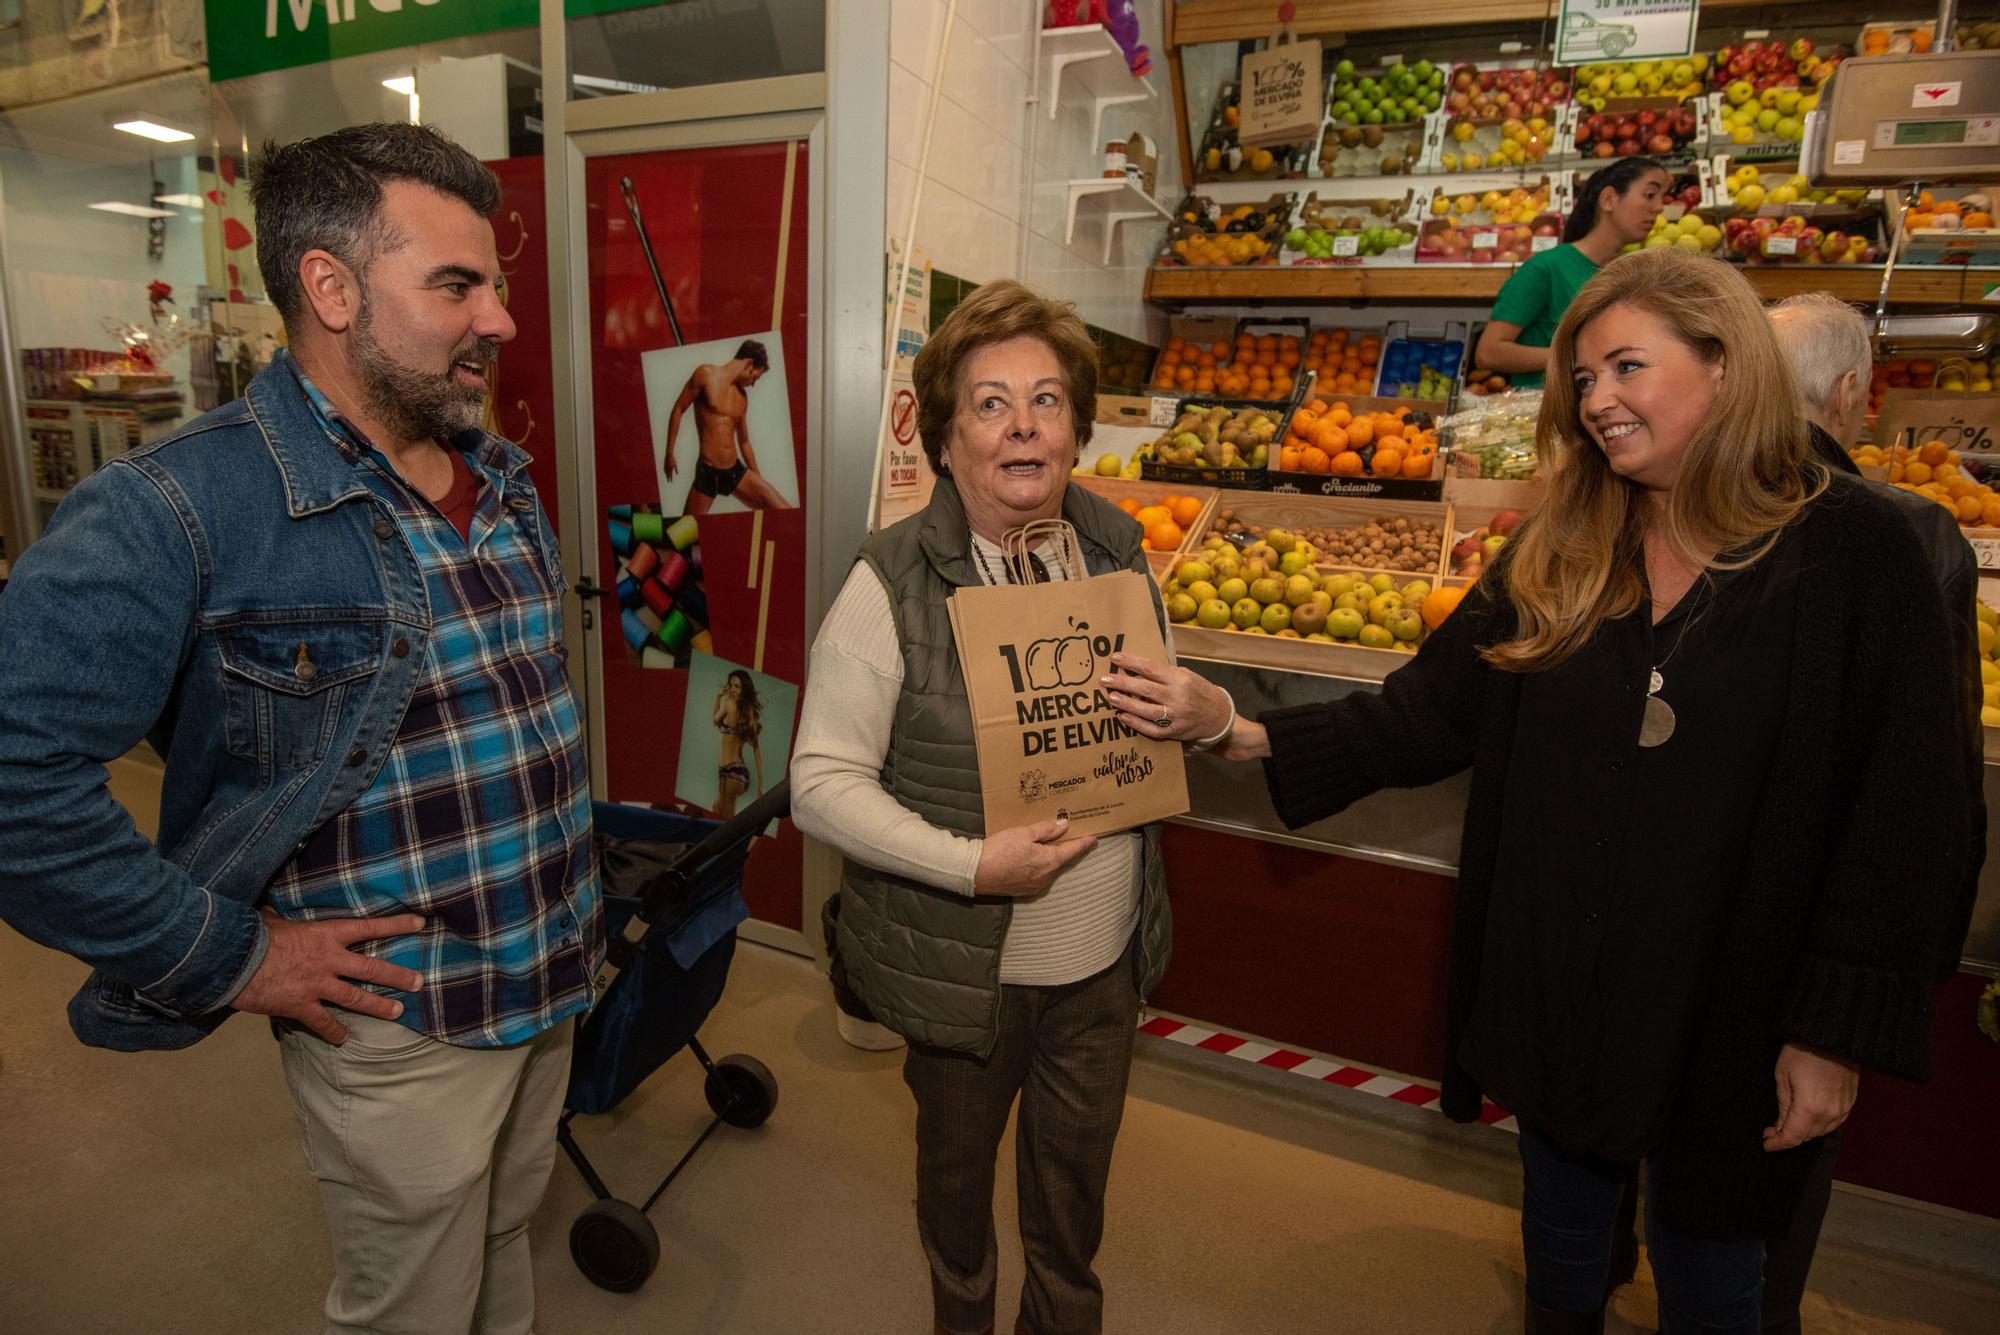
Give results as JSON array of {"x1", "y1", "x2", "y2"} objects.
[{"x1": 0, "y1": 123, "x2": 600, "y2": 1335}]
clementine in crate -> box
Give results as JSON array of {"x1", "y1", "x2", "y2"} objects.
[
  {"x1": 1168, "y1": 495, "x2": 1204, "y2": 527},
  {"x1": 1146, "y1": 518, "x2": 1183, "y2": 551},
  {"x1": 1346, "y1": 416, "x2": 1375, "y2": 448},
  {"x1": 1300, "y1": 446, "x2": 1332, "y2": 474},
  {"x1": 1421, "y1": 586, "x2": 1465, "y2": 628},
  {"x1": 1331, "y1": 450, "x2": 1364, "y2": 475},
  {"x1": 1133, "y1": 504, "x2": 1171, "y2": 528},
  {"x1": 1117, "y1": 497, "x2": 1142, "y2": 515},
  {"x1": 1371, "y1": 445, "x2": 1405, "y2": 477},
  {"x1": 1402, "y1": 450, "x2": 1434, "y2": 479},
  {"x1": 1279, "y1": 444, "x2": 1304, "y2": 471}
]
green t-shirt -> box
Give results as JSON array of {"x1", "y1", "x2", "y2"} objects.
[{"x1": 1488, "y1": 243, "x2": 1601, "y2": 389}]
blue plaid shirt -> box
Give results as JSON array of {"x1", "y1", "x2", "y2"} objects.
[{"x1": 268, "y1": 360, "x2": 602, "y2": 1047}]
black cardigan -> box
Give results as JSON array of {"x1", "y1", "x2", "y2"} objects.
[{"x1": 1260, "y1": 472, "x2": 1979, "y2": 1239}]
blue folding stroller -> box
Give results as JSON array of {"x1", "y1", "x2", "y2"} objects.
[{"x1": 560, "y1": 782, "x2": 789, "y2": 1292}]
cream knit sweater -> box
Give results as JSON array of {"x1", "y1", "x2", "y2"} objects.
[{"x1": 790, "y1": 537, "x2": 1147, "y2": 986}]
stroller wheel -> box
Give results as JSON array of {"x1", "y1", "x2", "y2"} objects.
[
  {"x1": 570, "y1": 1199, "x2": 660, "y2": 1292},
  {"x1": 705, "y1": 1053, "x2": 779, "y2": 1128}
]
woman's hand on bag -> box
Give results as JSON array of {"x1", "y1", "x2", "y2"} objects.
[
  {"x1": 1763, "y1": 1042, "x2": 1861, "y2": 1151},
  {"x1": 1102, "y1": 653, "x2": 1263, "y2": 756},
  {"x1": 974, "y1": 818, "x2": 1097, "y2": 898}
]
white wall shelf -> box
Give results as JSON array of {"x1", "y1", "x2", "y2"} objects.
[
  {"x1": 1064, "y1": 177, "x2": 1171, "y2": 264},
  {"x1": 1039, "y1": 22, "x2": 1156, "y2": 148}
]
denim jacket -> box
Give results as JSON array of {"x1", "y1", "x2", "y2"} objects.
[{"x1": 0, "y1": 357, "x2": 564, "y2": 1051}]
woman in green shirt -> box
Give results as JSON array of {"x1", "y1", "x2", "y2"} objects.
[{"x1": 1476, "y1": 157, "x2": 1671, "y2": 388}]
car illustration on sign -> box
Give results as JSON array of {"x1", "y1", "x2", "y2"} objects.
[{"x1": 1562, "y1": 12, "x2": 1639, "y2": 59}]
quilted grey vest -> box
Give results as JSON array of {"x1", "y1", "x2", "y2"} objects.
[{"x1": 834, "y1": 475, "x2": 1171, "y2": 1056}]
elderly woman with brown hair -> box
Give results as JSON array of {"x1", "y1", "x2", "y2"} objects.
[
  {"x1": 792, "y1": 280, "x2": 1220, "y2": 1335},
  {"x1": 1105, "y1": 248, "x2": 1976, "y2": 1334}
]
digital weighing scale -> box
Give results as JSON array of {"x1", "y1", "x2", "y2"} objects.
[{"x1": 1802, "y1": 49, "x2": 2000, "y2": 186}]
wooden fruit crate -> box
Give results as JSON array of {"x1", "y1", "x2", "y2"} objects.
[
  {"x1": 1443, "y1": 477, "x2": 1545, "y2": 580},
  {"x1": 1190, "y1": 490, "x2": 1454, "y2": 581},
  {"x1": 1161, "y1": 568, "x2": 1478, "y2": 682},
  {"x1": 1071, "y1": 477, "x2": 1222, "y2": 560}
]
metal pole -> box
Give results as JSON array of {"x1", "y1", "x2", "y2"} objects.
[
  {"x1": 0, "y1": 169, "x2": 40, "y2": 565},
  {"x1": 1937, "y1": 0, "x2": 1960, "y2": 53}
]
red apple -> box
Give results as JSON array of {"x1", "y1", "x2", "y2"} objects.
[
  {"x1": 1593, "y1": 141, "x2": 1616, "y2": 158},
  {"x1": 1489, "y1": 509, "x2": 1523, "y2": 536},
  {"x1": 1646, "y1": 133, "x2": 1675, "y2": 155}
]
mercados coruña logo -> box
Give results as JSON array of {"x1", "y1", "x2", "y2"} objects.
[{"x1": 1018, "y1": 769, "x2": 1047, "y2": 803}]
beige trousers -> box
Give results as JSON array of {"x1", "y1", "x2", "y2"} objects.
[{"x1": 277, "y1": 1010, "x2": 575, "y2": 1335}]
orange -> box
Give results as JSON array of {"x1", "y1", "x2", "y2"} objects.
[
  {"x1": 1346, "y1": 417, "x2": 1375, "y2": 447},
  {"x1": 1960, "y1": 495, "x2": 1987, "y2": 524},
  {"x1": 1279, "y1": 446, "x2": 1303, "y2": 471},
  {"x1": 1331, "y1": 450, "x2": 1364, "y2": 475},
  {"x1": 1372, "y1": 446, "x2": 1405, "y2": 477},
  {"x1": 1919, "y1": 440, "x2": 1950, "y2": 467},
  {"x1": 1134, "y1": 504, "x2": 1171, "y2": 529},
  {"x1": 1402, "y1": 450, "x2": 1434, "y2": 479},
  {"x1": 1146, "y1": 519, "x2": 1183, "y2": 550},
  {"x1": 1903, "y1": 461, "x2": 1933, "y2": 486},
  {"x1": 1116, "y1": 497, "x2": 1142, "y2": 515},
  {"x1": 1981, "y1": 495, "x2": 2000, "y2": 526},
  {"x1": 1376, "y1": 414, "x2": 1404, "y2": 440},
  {"x1": 1420, "y1": 586, "x2": 1465, "y2": 629},
  {"x1": 1329, "y1": 406, "x2": 1353, "y2": 427},
  {"x1": 1300, "y1": 446, "x2": 1331, "y2": 474},
  {"x1": 1169, "y1": 495, "x2": 1203, "y2": 527},
  {"x1": 1317, "y1": 422, "x2": 1349, "y2": 453}
]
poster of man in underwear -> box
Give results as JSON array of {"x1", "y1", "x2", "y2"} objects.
[{"x1": 644, "y1": 333, "x2": 798, "y2": 517}]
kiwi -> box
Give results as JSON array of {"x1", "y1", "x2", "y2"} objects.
[
  {"x1": 1362, "y1": 125, "x2": 1385, "y2": 149},
  {"x1": 1380, "y1": 158, "x2": 1403, "y2": 175},
  {"x1": 1339, "y1": 126, "x2": 1362, "y2": 148}
]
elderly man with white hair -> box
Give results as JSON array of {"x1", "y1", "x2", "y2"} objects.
[
  {"x1": 1763, "y1": 291, "x2": 1984, "y2": 1335},
  {"x1": 1768, "y1": 292, "x2": 1976, "y2": 597}
]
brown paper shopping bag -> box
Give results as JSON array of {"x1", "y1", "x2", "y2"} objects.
[{"x1": 949, "y1": 521, "x2": 1189, "y2": 839}]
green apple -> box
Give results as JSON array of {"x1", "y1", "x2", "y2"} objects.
[
  {"x1": 1358, "y1": 624, "x2": 1395, "y2": 649},
  {"x1": 1184, "y1": 579, "x2": 1218, "y2": 606},
  {"x1": 1231, "y1": 597, "x2": 1262, "y2": 630},
  {"x1": 1167, "y1": 592, "x2": 1198, "y2": 623},
  {"x1": 1195, "y1": 599, "x2": 1232, "y2": 630},
  {"x1": 1385, "y1": 608, "x2": 1425, "y2": 642},
  {"x1": 1249, "y1": 576, "x2": 1285, "y2": 605},
  {"x1": 1368, "y1": 573, "x2": 1396, "y2": 595},
  {"x1": 1326, "y1": 607, "x2": 1365, "y2": 640},
  {"x1": 1216, "y1": 577, "x2": 1248, "y2": 605},
  {"x1": 1259, "y1": 602, "x2": 1292, "y2": 634},
  {"x1": 1367, "y1": 592, "x2": 1405, "y2": 626},
  {"x1": 1284, "y1": 574, "x2": 1319, "y2": 607}
]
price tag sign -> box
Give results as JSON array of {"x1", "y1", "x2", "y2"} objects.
[
  {"x1": 1766, "y1": 235, "x2": 1798, "y2": 256},
  {"x1": 1332, "y1": 235, "x2": 1360, "y2": 257},
  {"x1": 1532, "y1": 235, "x2": 1558, "y2": 252},
  {"x1": 1150, "y1": 396, "x2": 1180, "y2": 427},
  {"x1": 1472, "y1": 231, "x2": 1499, "y2": 249},
  {"x1": 1972, "y1": 537, "x2": 2000, "y2": 570}
]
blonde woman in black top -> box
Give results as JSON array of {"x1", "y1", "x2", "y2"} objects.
[{"x1": 1103, "y1": 248, "x2": 1975, "y2": 1335}]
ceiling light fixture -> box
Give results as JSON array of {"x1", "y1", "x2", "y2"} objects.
[
  {"x1": 153, "y1": 193, "x2": 207, "y2": 208},
  {"x1": 90, "y1": 201, "x2": 175, "y2": 218},
  {"x1": 113, "y1": 119, "x2": 195, "y2": 143}
]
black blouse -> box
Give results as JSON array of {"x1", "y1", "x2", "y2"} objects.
[{"x1": 1462, "y1": 526, "x2": 1807, "y2": 1161}]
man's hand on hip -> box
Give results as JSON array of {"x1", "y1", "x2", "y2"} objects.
[{"x1": 231, "y1": 908, "x2": 427, "y2": 1044}]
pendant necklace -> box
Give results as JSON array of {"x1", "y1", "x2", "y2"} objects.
[{"x1": 1640, "y1": 601, "x2": 1690, "y2": 749}]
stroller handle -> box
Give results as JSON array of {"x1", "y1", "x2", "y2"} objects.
[{"x1": 634, "y1": 779, "x2": 792, "y2": 927}]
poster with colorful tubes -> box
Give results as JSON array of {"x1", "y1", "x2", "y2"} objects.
[{"x1": 605, "y1": 503, "x2": 712, "y2": 667}]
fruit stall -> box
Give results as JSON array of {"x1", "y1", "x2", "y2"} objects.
[{"x1": 1074, "y1": 371, "x2": 2000, "y2": 1216}]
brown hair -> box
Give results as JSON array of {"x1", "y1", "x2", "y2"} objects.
[
  {"x1": 912, "y1": 278, "x2": 1097, "y2": 472},
  {"x1": 1486, "y1": 246, "x2": 1823, "y2": 672}
]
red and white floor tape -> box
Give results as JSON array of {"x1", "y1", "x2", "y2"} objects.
[{"x1": 1137, "y1": 1013, "x2": 1519, "y2": 1134}]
